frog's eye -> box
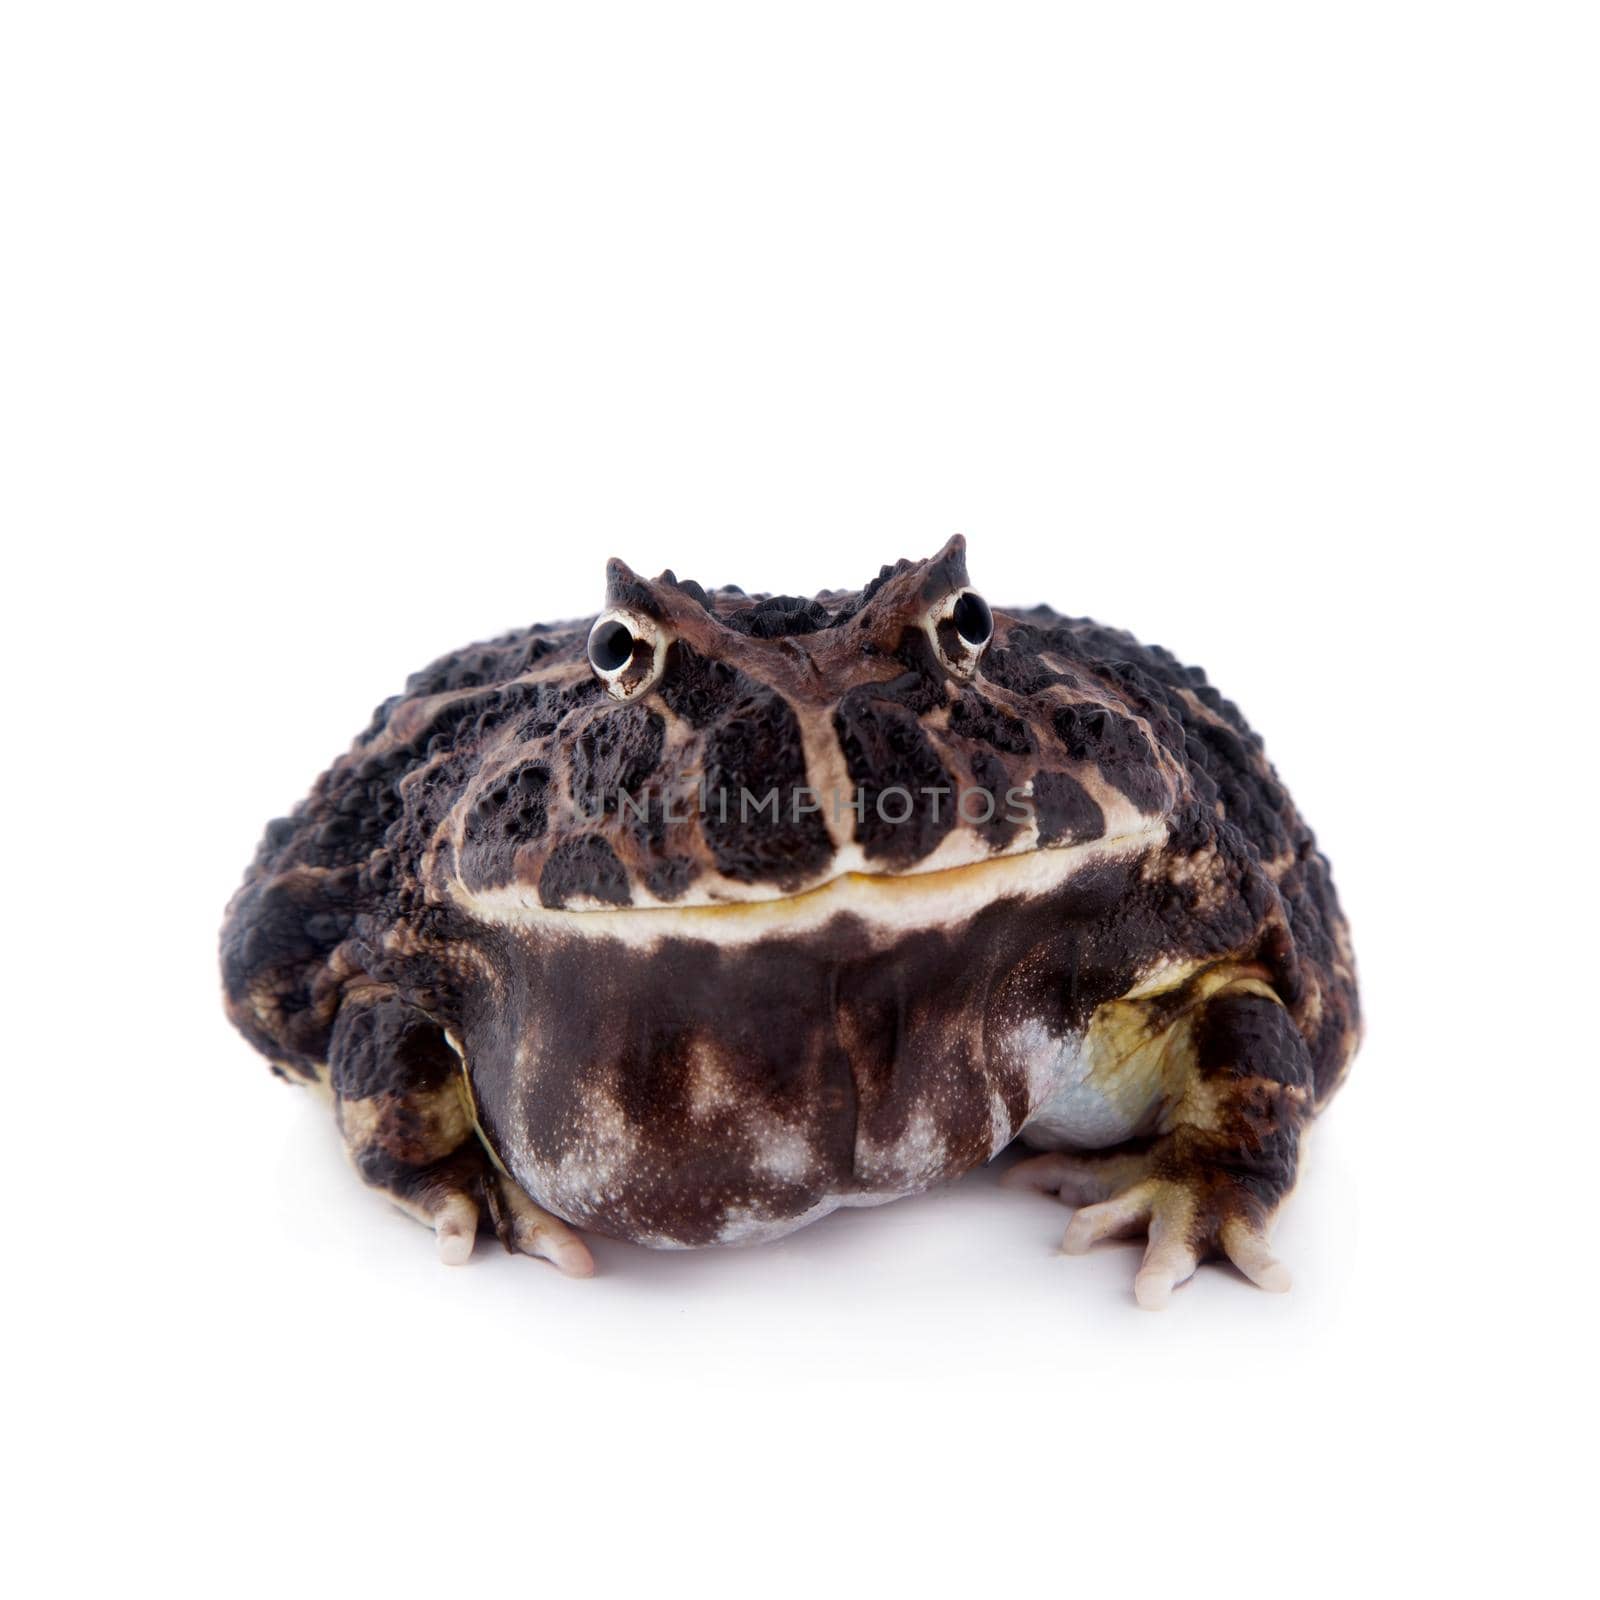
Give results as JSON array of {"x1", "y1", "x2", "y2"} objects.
[
  {"x1": 929, "y1": 587, "x2": 993, "y2": 674},
  {"x1": 586, "y1": 608, "x2": 665, "y2": 699}
]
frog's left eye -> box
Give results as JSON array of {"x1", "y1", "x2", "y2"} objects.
[
  {"x1": 929, "y1": 587, "x2": 993, "y2": 674},
  {"x1": 586, "y1": 608, "x2": 666, "y2": 699}
]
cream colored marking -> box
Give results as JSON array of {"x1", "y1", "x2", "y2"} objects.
[
  {"x1": 247, "y1": 992, "x2": 281, "y2": 1033},
  {"x1": 337, "y1": 1078, "x2": 474, "y2": 1157},
  {"x1": 858, "y1": 1108, "x2": 948, "y2": 1188},
  {"x1": 706, "y1": 1196, "x2": 838, "y2": 1248},
  {"x1": 278, "y1": 1060, "x2": 333, "y2": 1101},
  {"x1": 1258, "y1": 843, "x2": 1298, "y2": 881},
  {"x1": 684, "y1": 1045, "x2": 738, "y2": 1120},
  {"x1": 446, "y1": 823, "x2": 1165, "y2": 944},
  {"x1": 752, "y1": 1123, "x2": 819, "y2": 1184},
  {"x1": 1147, "y1": 842, "x2": 1230, "y2": 912},
  {"x1": 987, "y1": 1090, "x2": 1014, "y2": 1158},
  {"x1": 788, "y1": 694, "x2": 860, "y2": 863},
  {"x1": 511, "y1": 1080, "x2": 644, "y2": 1215}
]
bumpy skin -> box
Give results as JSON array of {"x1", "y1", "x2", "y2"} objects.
[{"x1": 221, "y1": 537, "x2": 1359, "y2": 1305}]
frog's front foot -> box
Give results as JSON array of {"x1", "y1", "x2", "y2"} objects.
[
  {"x1": 1004, "y1": 1144, "x2": 1291, "y2": 1308},
  {"x1": 348, "y1": 1124, "x2": 596, "y2": 1276},
  {"x1": 329, "y1": 989, "x2": 595, "y2": 1275},
  {"x1": 1005, "y1": 988, "x2": 1315, "y2": 1308}
]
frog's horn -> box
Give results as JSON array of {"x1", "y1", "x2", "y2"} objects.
[
  {"x1": 856, "y1": 533, "x2": 971, "y2": 620},
  {"x1": 603, "y1": 557, "x2": 668, "y2": 620},
  {"x1": 916, "y1": 533, "x2": 970, "y2": 601}
]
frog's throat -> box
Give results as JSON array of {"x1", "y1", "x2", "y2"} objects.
[{"x1": 445, "y1": 824, "x2": 1167, "y2": 949}]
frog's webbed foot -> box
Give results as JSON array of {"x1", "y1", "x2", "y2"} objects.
[
  {"x1": 1004, "y1": 989, "x2": 1314, "y2": 1309},
  {"x1": 328, "y1": 988, "x2": 594, "y2": 1276}
]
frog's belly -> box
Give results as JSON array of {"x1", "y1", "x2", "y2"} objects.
[
  {"x1": 1009, "y1": 1023, "x2": 1151, "y2": 1152},
  {"x1": 464, "y1": 905, "x2": 1152, "y2": 1249}
]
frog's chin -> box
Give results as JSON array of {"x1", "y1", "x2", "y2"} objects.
[{"x1": 445, "y1": 822, "x2": 1166, "y2": 949}]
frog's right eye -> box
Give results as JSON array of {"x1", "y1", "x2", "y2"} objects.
[
  {"x1": 927, "y1": 586, "x2": 994, "y2": 677},
  {"x1": 586, "y1": 609, "x2": 665, "y2": 699},
  {"x1": 588, "y1": 618, "x2": 635, "y2": 673}
]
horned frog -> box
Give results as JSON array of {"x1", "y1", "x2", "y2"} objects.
[{"x1": 221, "y1": 536, "x2": 1359, "y2": 1307}]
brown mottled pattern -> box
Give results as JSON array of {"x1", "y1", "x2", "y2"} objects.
[{"x1": 220, "y1": 535, "x2": 1358, "y2": 1256}]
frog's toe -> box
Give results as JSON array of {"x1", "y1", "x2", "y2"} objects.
[
  {"x1": 1052, "y1": 1179, "x2": 1203, "y2": 1307},
  {"x1": 486, "y1": 1173, "x2": 596, "y2": 1278},
  {"x1": 401, "y1": 1164, "x2": 593, "y2": 1275},
  {"x1": 1130, "y1": 1201, "x2": 1204, "y2": 1309},
  {"x1": 1059, "y1": 1180, "x2": 1159, "y2": 1251},
  {"x1": 1219, "y1": 1215, "x2": 1292, "y2": 1294},
  {"x1": 429, "y1": 1191, "x2": 480, "y2": 1266}
]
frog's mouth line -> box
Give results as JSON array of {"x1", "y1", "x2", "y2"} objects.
[{"x1": 448, "y1": 824, "x2": 1166, "y2": 949}]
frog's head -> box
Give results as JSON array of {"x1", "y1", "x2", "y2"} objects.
[{"x1": 437, "y1": 536, "x2": 1178, "y2": 915}]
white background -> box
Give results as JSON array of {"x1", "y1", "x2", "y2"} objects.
[{"x1": 5, "y1": 5, "x2": 1595, "y2": 1596}]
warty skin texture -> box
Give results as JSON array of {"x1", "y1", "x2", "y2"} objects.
[{"x1": 221, "y1": 536, "x2": 1359, "y2": 1306}]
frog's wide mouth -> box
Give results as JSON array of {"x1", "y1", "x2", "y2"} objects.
[{"x1": 446, "y1": 824, "x2": 1165, "y2": 948}]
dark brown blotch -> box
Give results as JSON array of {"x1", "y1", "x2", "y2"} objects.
[
  {"x1": 569, "y1": 705, "x2": 665, "y2": 816},
  {"x1": 701, "y1": 691, "x2": 834, "y2": 886},
  {"x1": 1031, "y1": 768, "x2": 1106, "y2": 846},
  {"x1": 538, "y1": 835, "x2": 633, "y2": 908},
  {"x1": 459, "y1": 762, "x2": 551, "y2": 890},
  {"x1": 833, "y1": 687, "x2": 957, "y2": 864}
]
